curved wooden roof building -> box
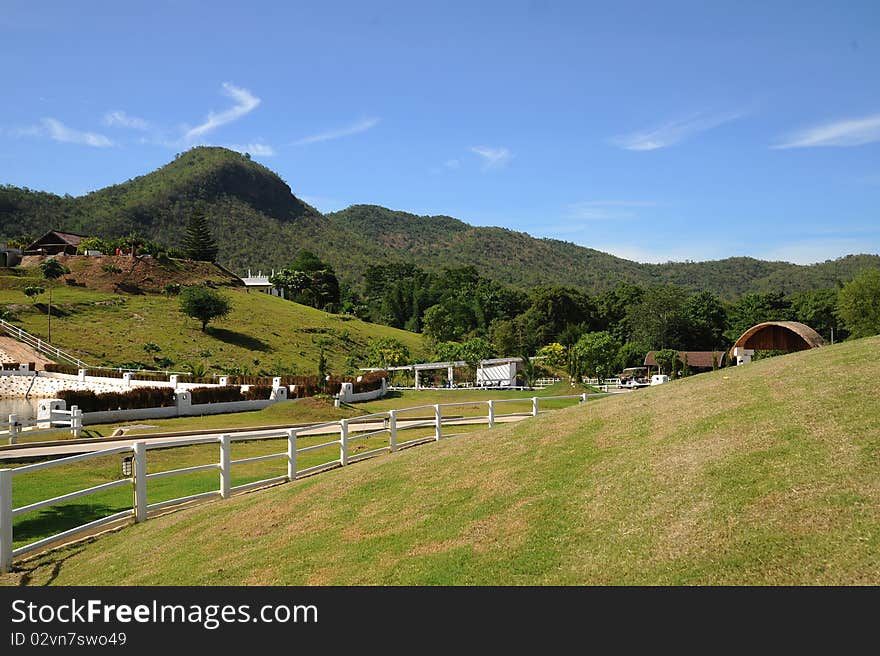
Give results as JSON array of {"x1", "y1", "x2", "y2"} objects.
[{"x1": 730, "y1": 321, "x2": 825, "y2": 356}]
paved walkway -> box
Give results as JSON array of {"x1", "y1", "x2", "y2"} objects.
[{"x1": 0, "y1": 415, "x2": 529, "y2": 461}]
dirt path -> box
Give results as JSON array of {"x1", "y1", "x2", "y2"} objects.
[{"x1": 0, "y1": 336, "x2": 54, "y2": 369}]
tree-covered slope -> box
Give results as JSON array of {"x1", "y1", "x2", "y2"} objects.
[{"x1": 2, "y1": 147, "x2": 878, "y2": 297}]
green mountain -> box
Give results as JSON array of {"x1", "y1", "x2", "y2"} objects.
[{"x1": 1, "y1": 146, "x2": 877, "y2": 297}]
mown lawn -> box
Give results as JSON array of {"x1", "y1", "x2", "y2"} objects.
[
  {"x1": 6, "y1": 336, "x2": 880, "y2": 585},
  {"x1": 4, "y1": 337, "x2": 880, "y2": 585},
  {"x1": 5, "y1": 419, "x2": 490, "y2": 552}
]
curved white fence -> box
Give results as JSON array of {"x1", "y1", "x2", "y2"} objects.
[{"x1": 0, "y1": 392, "x2": 605, "y2": 571}]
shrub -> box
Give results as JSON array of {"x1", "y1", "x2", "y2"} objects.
[
  {"x1": 189, "y1": 386, "x2": 244, "y2": 404},
  {"x1": 44, "y1": 363, "x2": 80, "y2": 375},
  {"x1": 242, "y1": 385, "x2": 273, "y2": 401},
  {"x1": 101, "y1": 264, "x2": 123, "y2": 274},
  {"x1": 58, "y1": 387, "x2": 175, "y2": 412}
]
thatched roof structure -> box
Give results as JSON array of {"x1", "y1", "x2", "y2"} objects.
[{"x1": 730, "y1": 321, "x2": 825, "y2": 356}]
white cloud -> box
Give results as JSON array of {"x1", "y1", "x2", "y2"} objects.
[
  {"x1": 183, "y1": 82, "x2": 261, "y2": 141},
  {"x1": 611, "y1": 111, "x2": 745, "y2": 151},
  {"x1": 104, "y1": 110, "x2": 150, "y2": 131},
  {"x1": 290, "y1": 117, "x2": 380, "y2": 146},
  {"x1": 227, "y1": 142, "x2": 275, "y2": 156},
  {"x1": 444, "y1": 158, "x2": 461, "y2": 169},
  {"x1": 773, "y1": 113, "x2": 880, "y2": 149},
  {"x1": 564, "y1": 200, "x2": 662, "y2": 222},
  {"x1": 470, "y1": 146, "x2": 512, "y2": 169},
  {"x1": 42, "y1": 118, "x2": 114, "y2": 147}
]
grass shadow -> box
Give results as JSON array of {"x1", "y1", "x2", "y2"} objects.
[
  {"x1": 14, "y1": 502, "x2": 125, "y2": 543},
  {"x1": 206, "y1": 327, "x2": 272, "y2": 352}
]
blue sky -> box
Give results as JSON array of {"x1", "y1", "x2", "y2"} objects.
[{"x1": 2, "y1": 0, "x2": 879, "y2": 264}]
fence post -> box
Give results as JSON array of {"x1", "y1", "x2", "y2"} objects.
[
  {"x1": 487, "y1": 400, "x2": 495, "y2": 428},
  {"x1": 388, "y1": 411, "x2": 397, "y2": 452},
  {"x1": 581, "y1": 393, "x2": 588, "y2": 403},
  {"x1": 0, "y1": 469, "x2": 12, "y2": 573},
  {"x1": 339, "y1": 420, "x2": 349, "y2": 466},
  {"x1": 286, "y1": 429, "x2": 297, "y2": 481},
  {"x1": 434, "y1": 404, "x2": 442, "y2": 441},
  {"x1": 532, "y1": 396, "x2": 539, "y2": 417},
  {"x1": 7, "y1": 414, "x2": 17, "y2": 445},
  {"x1": 133, "y1": 442, "x2": 147, "y2": 523},
  {"x1": 219, "y1": 434, "x2": 231, "y2": 499},
  {"x1": 70, "y1": 405, "x2": 81, "y2": 438}
]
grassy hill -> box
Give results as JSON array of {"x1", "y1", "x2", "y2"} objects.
[
  {"x1": 0, "y1": 260, "x2": 426, "y2": 373},
  {"x1": 7, "y1": 336, "x2": 878, "y2": 585},
  {"x1": 2, "y1": 147, "x2": 878, "y2": 297}
]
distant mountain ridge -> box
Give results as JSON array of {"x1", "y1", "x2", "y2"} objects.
[{"x1": 1, "y1": 146, "x2": 877, "y2": 298}]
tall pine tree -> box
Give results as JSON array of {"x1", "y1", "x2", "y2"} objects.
[{"x1": 182, "y1": 207, "x2": 218, "y2": 262}]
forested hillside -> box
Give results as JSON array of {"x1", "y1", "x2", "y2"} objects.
[{"x1": 2, "y1": 146, "x2": 878, "y2": 298}]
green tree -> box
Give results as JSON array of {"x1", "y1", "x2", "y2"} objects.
[
  {"x1": 182, "y1": 207, "x2": 219, "y2": 262},
  {"x1": 790, "y1": 288, "x2": 842, "y2": 341},
  {"x1": 724, "y1": 292, "x2": 791, "y2": 343},
  {"x1": 626, "y1": 285, "x2": 689, "y2": 350},
  {"x1": 536, "y1": 342, "x2": 566, "y2": 370},
  {"x1": 459, "y1": 337, "x2": 494, "y2": 366},
  {"x1": 685, "y1": 290, "x2": 728, "y2": 350},
  {"x1": 23, "y1": 285, "x2": 45, "y2": 303},
  {"x1": 653, "y1": 349, "x2": 678, "y2": 375},
  {"x1": 422, "y1": 304, "x2": 465, "y2": 343},
  {"x1": 573, "y1": 331, "x2": 621, "y2": 381},
  {"x1": 179, "y1": 286, "x2": 231, "y2": 331},
  {"x1": 366, "y1": 337, "x2": 411, "y2": 369},
  {"x1": 616, "y1": 341, "x2": 648, "y2": 371},
  {"x1": 40, "y1": 258, "x2": 69, "y2": 342},
  {"x1": 837, "y1": 269, "x2": 880, "y2": 339},
  {"x1": 434, "y1": 341, "x2": 462, "y2": 362}
]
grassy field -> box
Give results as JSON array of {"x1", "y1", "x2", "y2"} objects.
[
  {"x1": 5, "y1": 337, "x2": 879, "y2": 585},
  {"x1": 11, "y1": 384, "x2": 593, "y2": 440},
  {"x1": 0, "y1": 267, "x2": 427, "y2": 372}
]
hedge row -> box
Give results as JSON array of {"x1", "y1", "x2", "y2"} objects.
[
  {"x1": 188, "y1": 385, "x2": 274, "y2": 404},
  {"x1": 57, "y1": 387, "x2": 175, "y2": 413}
]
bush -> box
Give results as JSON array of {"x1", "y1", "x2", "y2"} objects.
[
  {"x1": 131, "y1": 370, "x2": 171, "y2": 381},
  {"x1": 189, "y1": 386, "x2": 244, "y2": 404},
  {"x1": 58, "y1": 387, "x2": 175, "y2": 412},
  {"x1": 43, "y1": 363, "x2": 80, "y2": 375},
  {"x1": 242, "y1": 385, "x2": 273, "y2": 401}
]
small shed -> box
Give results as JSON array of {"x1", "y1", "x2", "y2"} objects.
[{"x1": 24, "y1": 230, "x2": 86, "y2": 256}]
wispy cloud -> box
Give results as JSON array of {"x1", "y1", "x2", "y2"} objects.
[
  {"x1": 611, "y1": 111, "x2": 745, "y2": 151},
  {"x1": 773, "y1": 112, "x2": 880, "y2": 149},
  {"x1": 42, "y1": 118, "x2": 114, "y2": 147},
  {"x1": 290, "y1": 117, "x2": 380, "y2": 146},
  {"x1": 564, "y1": 200, "x2": 662, "y2": 222},
  {"x1": 104, "y1": 110, "x2": 150, "y2": 131},
  {"x1": 444, "y1": 158, "x2": 461, "y2": 169},
  {"x1": 227, "y1": 142, "x2": 275, "y2": 156},
  {"x1": 183, "y1": 82, "x2": 261, "y2": 142},
  {"x1": 470, "y1": 146, "x2": 512, "y2": 169}
]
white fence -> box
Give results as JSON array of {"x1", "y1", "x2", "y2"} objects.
[
  {"x1": 1, "y1": 407, "x2": 83, "y2": 444},
  {"x1": 0, "y1": 392, "x2": 603, "y2": 571},
  {"x1": 0, "y1": 318, "x2": 87, "y2": 368}
]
